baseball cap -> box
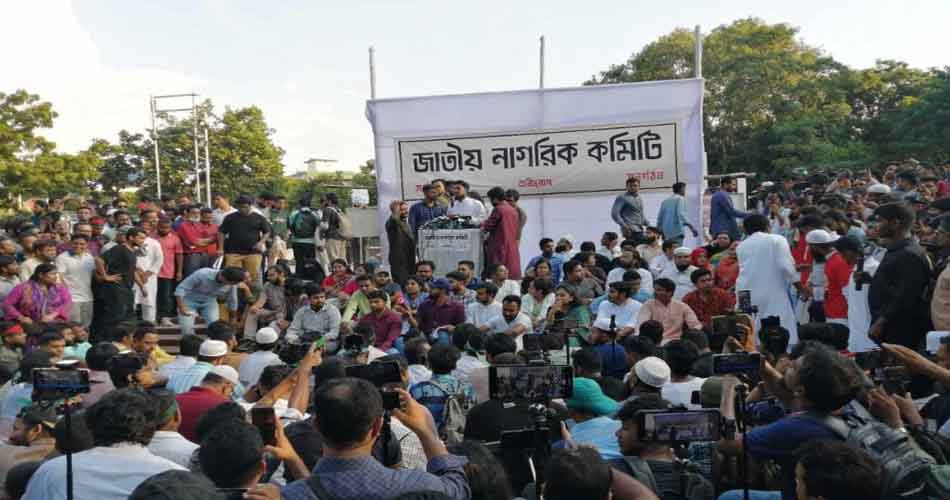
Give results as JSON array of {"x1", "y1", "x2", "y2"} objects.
[
  {"x1": 867, "y1": 183, "x2": 891, "y2": 194},
  {"x1": 634, "y1": 357, "x2": 671, "y2": 389},
  {"x1": 235, "y1": 194, "x2": 254, "y2": 205},
  {"x1": 198, "y1": 339, "x2": 228, "y2": 358},
  {"x1": 805, "y1": 229, "x2": 839, "y2": 245},
  {"x1": 255, "y1": 327, "x2": 279, "y2": 345},
  {"x1": 430, "y1": 278, "x2": 450, "y2": 291},
  {"x1": 209, "y1": 365, "x2": 240, "y2": 386},
  {"x1": 565, "y1": 377, "x2": 619, "y2": 416},
  {"x1": 700, "y1": 377, "x2": 725, "y2": 408},
  {"x1": 673, "y1": 247, "x2": 692, "y2": 257}
]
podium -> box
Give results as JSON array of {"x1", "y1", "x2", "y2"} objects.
[{"x1": 417, "y1": 228, "x2": 484, "y2": 277}]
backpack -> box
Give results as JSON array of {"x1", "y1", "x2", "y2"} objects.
[
  {"x1": 291, "y1": 210, "x2": 319, "y2": 239},
  {"x1": 336, "y1": 208, "x2": 353, "y2": 240},
  {"x1": 619, "y1": 457, "x2": 714, "y2": 500},
  {"x1": 803, "y1": 402, "x2": 950, "y2": 499},
  {"x1": 415, "y1": 380, "x2": 467, "y2": 446}
]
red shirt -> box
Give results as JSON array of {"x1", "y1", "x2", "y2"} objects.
[
  {"x1": 357, "y1": 310, "x2": 403, "y2": 350},
  {"x1": 824, "y1": 251, "x2": 852, "y2": 319},
  {"x1": 175, "y1": 386, "x2": 228, "y2": 442},
  {"x1": 177, "y1": 221, "x2": 218, "y2": 255},
  {"x1": 681, "y1": 287, "x2": 737, "y2": 327},
  {"x1": 156, "y1": 232, "x2": 183, "y2": 279},
  {"x1": 792, "y1": 234, "x2": 812, "y2": 285}
]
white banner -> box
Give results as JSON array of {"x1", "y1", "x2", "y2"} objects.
[{"x1": 397, "y1": 123, "x2": 680, "y2": 200}]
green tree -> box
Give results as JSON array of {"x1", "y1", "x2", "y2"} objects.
[
  {"x1": 130, "y1": 100, "x2": 285, "y2": 198},
  {"x1": 888, "y1": 68, "x2": 950, "y2": 161},
  {"x1": 586, "y1": 18, "x2": 874, "y2": 175},
  {"x1": 88, "y1": 131, "x2": 150, "y2": 196}
]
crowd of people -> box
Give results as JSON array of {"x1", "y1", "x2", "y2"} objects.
[{"x1": 0, "y1": 158, "x2": 947, "y2": 500}]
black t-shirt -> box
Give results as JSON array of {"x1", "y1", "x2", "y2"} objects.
[
  {"x1": 99, "y1": 244, "x2": 137, "y2": 289},
  {"x1": 219, "y1": 212, "x2": 272, "y2": 254}
]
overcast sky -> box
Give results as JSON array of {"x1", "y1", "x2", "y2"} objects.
[{"x1": 4, "y1": 1, "x2": 947, "y2": 174}]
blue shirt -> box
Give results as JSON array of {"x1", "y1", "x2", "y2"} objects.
[
  {"x1": 281, "y1": 455, "x2": 471, "y2": 500},
  {"x1": 746, "y1": 413, "x2": 838, "y2": 500},
  {"x1": 709, "y1": 190, "x2": 748, "y2": 241},
  {"x1": 408, "y1": 201, "x2": 447, "y2": 237},
  {"x1": 527, "y1": 254, "x2": 564, "y2": 284},
  {"x1": 174, "y1": 268, "x2": 239, "y2": 310},
  {"x1": 656, "y1": 194, "x2": 690, "y2": 241},
  {"x1": 563, "y1": 416, "x2": 622, "y2": 460}
]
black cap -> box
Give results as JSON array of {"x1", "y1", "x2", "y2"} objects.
[
  {"x1": 873, "y1": 202, "x2": 915, "y2": 224},
  {"x1": 833, "y1": 234, "x2": 862, "y2": 254},
  {"x1": 235, "y1": 194, "x2": 254, "y2": 205}
]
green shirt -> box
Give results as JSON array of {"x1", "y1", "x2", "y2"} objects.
[{"x1": 342, "y1": 291, "x2": 391, "y2": 325}]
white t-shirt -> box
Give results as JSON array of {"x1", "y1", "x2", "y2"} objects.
[
  {"x1": 211, "y1": 207, "x2": 237, "y2": 226},
  {"x1": 447, "y1": 197, "x2": 488, "y2": 222},
  {"x1": 55, "y1": 251, "x2": 95, "y2": 303},
  {"x1": 594, "y1": 299, "x2": 642, "y2": 330},
  {"x1": 238, "y1": 350, "x2": 284, "y2": 388},
  {"x1": 661, "y1": 377, "x2": 706, "y2": 410},
  {"x1": 147, "y1": 430, "x2": 199, "y2": 468},
  {"x1": 466, "y1": 301, "x2": 502, "y2": 329},
  {"x1": 487, "y1": 312, "x2": 533, "y2": 350},
  {"x1": 22, "y1": 444, "x2": 185, "y2": 500}
]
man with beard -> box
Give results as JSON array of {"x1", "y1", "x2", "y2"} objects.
[
  {"x1": 735, "y1": 215, "x2": 802, "y2": 343},
  {"x1": 867, "y1": 202, "x2": 933, "y2": 348},
  {"x1": 286, "y1": 286, "x2": 342, "y2": 349},
  {"x1": 447, "y1": 180, "x2": 487, "y2": 223},
  {"x1": 802, "y1": 229, "x2": 838, "y2": 323},
  {"x1": 635, "y1": 227, "x2": 664, "y2": 265},
  {"x1": 612, "y1": 177, "x2": 648, "y2": 242},
  {"x1": 483, "y1": 294, "x2": 532, "y2": 350},
  {"x1": 0, "y1": 404, "x2": 57, "y2": 488},
  {"x1": 527, "y1": 238, "x2": 565, "y2": 285},
  {"x1": 92, "y1": 227, "x2": 147, "y2": 343},
  {"x1": 385, "y1": 200, "x2": 415, "y2": 287},
  {"x1": 134, "y1": 217, "x2": 165, "y2": 324},
  {"x1": 415, "y1": 278, "x2": 465, "y2": 339},
  {"x1": 932, "y1": 215, "x2": 950, "y2": 331},
  {"x1": 658, "y1": 247, "x2": 697, "y2": 300}
]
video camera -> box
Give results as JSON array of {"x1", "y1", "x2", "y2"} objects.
[
  {"x1": 341, "y1": 334, "x2": 366, "y2": 357},
  {"x1": 345, "y1": 361, "x2": 403, "y2": 410},
  {"x1": 33, "y1": 360, "x2": 90, "y2": 401},
  {"x1": 636, "y1": 409, "x2": 722, "y2": 442},
  {"x1": 489, "y1": 365, "x2": 573, "y2": 403},
  {"x1": 712, "y1": 352, "x2": 761, "y2": 376}
]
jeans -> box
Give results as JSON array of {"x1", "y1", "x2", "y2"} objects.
[
  {"x1": 183, "y1": 253, "x2": 211, "y2": 279},
  {"x1": 292, "y1": 242, "x2": 315, "y2": 277},
  {"x1": 157, "y1": 278, "x2": 177, "y2": 319},
  {"x1": 178, "y1": 298, "x2": 220, "y2": 335},
  {"x1": 718, "y1": 490, "x2": 782, "y2": 500}
]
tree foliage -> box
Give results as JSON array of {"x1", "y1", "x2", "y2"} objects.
[{"x1": 586, "y1": 18, "x2": 946, "y2": 175}]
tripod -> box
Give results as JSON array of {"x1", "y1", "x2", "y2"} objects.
[
  {"x1": 527, "y1": 403, "x2": 554, "y2": 500},
  {"x1": 735, "y1": 385, "x2": 751, "y2": 500}
]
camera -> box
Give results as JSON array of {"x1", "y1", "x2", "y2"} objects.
[
  {"x1": 636, "y1": 409, "x2": 722, "y2": 442},
  {"x1": 346, "y1": 361, "x2": 403, "y2": 410},
  {"x1": 489, "y1": 365, "x2": 573, "y2": 402},
  {"x1": 278, "y1": 330, "x2": 324, "y2": 365},
  {"x1": 712, "y1": 352, "x2": 761, "y2": 376},
  {"x1": 874, "y1": 366, "x2": 910, "y2": 395},
  {"x1": 33, "y1": 362, "x2": 91, "y2": 401},
  {"x1": 745, "y1": 397, "x2": 786, "y2": 425}
]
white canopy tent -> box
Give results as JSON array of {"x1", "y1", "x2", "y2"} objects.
[{"x1": 365, "y1": 78, "x2": 707, "y2": 271}]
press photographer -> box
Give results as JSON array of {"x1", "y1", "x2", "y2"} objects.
[{"x1": 613, "y1": 395, "x2": 715, "y2": 500}]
